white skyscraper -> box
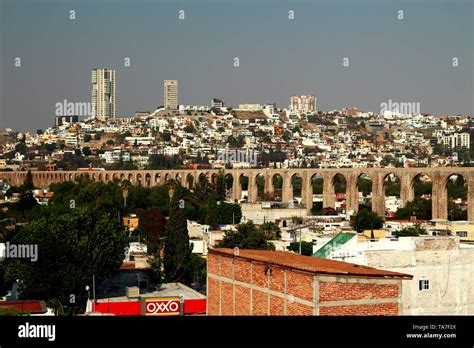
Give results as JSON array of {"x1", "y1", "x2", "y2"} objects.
[
  {"x1": 91, "y1": 69, "x2": 116, "y2": 120},
  {"x1": 164, "y1": 80, "x2": 178, "y2": 110}
]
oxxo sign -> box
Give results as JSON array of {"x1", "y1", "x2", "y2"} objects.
[{"x1": 144, "y1": 297, "x2": 181, "y2": 316}]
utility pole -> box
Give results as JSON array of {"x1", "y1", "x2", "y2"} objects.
[
  {"x1": 299, "y1": 227, "x2": 302, "y2": 255},
  {"x1": 92, "y1": 274, "x2": 96, "y2": 302}
]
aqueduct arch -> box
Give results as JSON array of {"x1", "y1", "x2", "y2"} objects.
[{"x1": 2, "y1": 168, "x2": 474, "y2": 221}]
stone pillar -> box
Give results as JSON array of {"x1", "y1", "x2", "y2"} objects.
[
  {"x1": 432, "y1": 173, "x2": 448, "y2": 220},
  {"x1": 264, "y1": 173, "x2": 274, "y2": 201},
  {"x1": 282, "y1": 173, "x2": 293, "y2": 204},
  {"x1": 302, "y1": 172, "x2": 313, "y2": 213},
  {"x1": 345, "y1": 173, "x2": 359, "y2": 215},
  {"x1": 247, "y1": 173, "x2": 257, "y2": 203},
  {"x1": 400, "y1": 173, "x2": 413, "y2": 208},
  {"x1": 322, "y1": 173, "x2": 335, "y2": 209},
  {"x1": 232, "y1": 175, "x2": 241, "y2": 202},
  {"x1": 468, "y1": 176, "x2": 474, "y2": 222},
  {"x1": 371, "y1": 172, "x2": 385, "y2": 216}
]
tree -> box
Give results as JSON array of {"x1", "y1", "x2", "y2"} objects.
[
  {"x1": 188, "y1": 253, "x2": 207, "y2": 286},
  {"x1": 17, "y1": 190, "x2": 38, "y2": 214},
  {"x1": 15, "y1": 143, "x2": 27, "y2": 155},
  {"x1": 3, "y1": 207, "x2": 128, "y2": 315},
  {"x1": 217, "y1": 202, "x2": 242, "y2": 224},
  {"x1": 83, "y1": 134, "x2": 92, "y2": 143},
  {"x1": 287, "y1": 241, "x2": 313, "y2": 256},
  {"x1": 215, "y1": 221, "x2": 275, "y2": 250},
  {"x1": 148, "y1": 253, "x2": 163, "y2": 285},
  {"x1": 163, "y1": 189, "x2": 193, "y2": 284},
  {"x1": 184, "y1": 125, "x2": 195, "y2": 133},
  {"x1": 137, "y1": 208, "x2": 166, "y2": 254},
  {"x1": 395, "y1": 198, "x2": 432, "y2": 220},
  {"x1": 351, "y1": 209, "x2": 383, "y2": 233},
  {"x1": 395, "y1": 224, "x2": 426, "y2": 237},
  {"x1": 216, "y1": 174, "x2": 226, "y2": 201},
  {"x1": 82, "y1": 147, "x2": 91, "y2": 157},
  {"x1": 121, "y1": 180, "x2": 132, "y2": 208},
  {"x1": 23, "y1": 170, "x2": 35, "y2": 191},
  {"x1": 258, "y1": 222, "x2": 281, "y2": 240},
  {"x1": 206, "y1": 192, "x2": 219, "y2": 230}
]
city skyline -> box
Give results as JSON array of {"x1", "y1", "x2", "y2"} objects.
[{"x1": 1, "y1": 0, "x2": 473, "y2": 131}]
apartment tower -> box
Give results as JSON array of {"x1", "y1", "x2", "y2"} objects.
[
  {"x1": 91, "y1": 69, "x2": 116, "y2": 120},
  {"x1": 164, "y1": 80, "x2": 178, "y2": 110}
]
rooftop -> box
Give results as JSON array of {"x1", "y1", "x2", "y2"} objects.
[
  {"x1": 210, "y1": 248, "x2": 413, "y2": 279},
  {"x1": 96, "y1": 282, "x2": 206, "y2": 303}
]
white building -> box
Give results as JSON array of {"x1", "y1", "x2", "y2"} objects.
[
  {"x1": 440, "y1": 132, "x2": 470, "y2": 150},
  {"x1": 164, "y1": 80, "x2": 178, "y2": 110},
  {"x1": 325, "y1": 235, "x2": 474, "y2": 315},
  {"x1": 91, "y1": 69, "x2": 116, "y2": 120},
  {"x1": 237, "y1": 104, "x2": 263, "y2": 111},
  {"x1": 125, "y1": 137, "x2": 155, "y2": 146},
  {"x1": 211, "y1": 98, "x2": 224, "y2": 110},
  {"x1": 290, "y1": 95, "x2": 317, "y2": 114}
]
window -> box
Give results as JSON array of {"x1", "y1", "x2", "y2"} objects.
[
  {"x1": 419, "y1": 279, "x2": 429, "y2": 291},
  {"x1": 456, "y1": 231, "x2": 468, "y2": 238}
]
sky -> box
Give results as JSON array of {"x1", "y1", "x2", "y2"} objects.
[{"x1": 0, "y1": 0, "x2": 473, "y2": 131}]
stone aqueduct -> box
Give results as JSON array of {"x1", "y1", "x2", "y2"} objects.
[{"x1": 1, "y1": 168, "x2": 474, "y2": 221}]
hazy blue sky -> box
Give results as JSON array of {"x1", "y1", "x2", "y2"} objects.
[{"x1": 1, "y1": 0, "x2": 473, "y2": 131}]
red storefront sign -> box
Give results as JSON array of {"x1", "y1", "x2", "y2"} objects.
[
  {"x1": 144, "y1": 297, "x2": 181, "y2": 316},
  {"x1": 93, "y1": 298, "x2": 206, "y2": 316}
]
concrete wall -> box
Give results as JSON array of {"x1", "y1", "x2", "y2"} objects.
[
  {"x1": 240, "y1": 203, "x2": 307, "y2": 225},
  {"x1": 357, "y1": 237, "x2": 474, "y2": 315}
]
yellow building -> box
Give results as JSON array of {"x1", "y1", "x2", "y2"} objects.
[
  {"x1": 358, "y1": 229, "x2": 387, "y2": 242},
  {"x1": 447, "y1": 223, "x2": 474, "y2": 242},
  {"x1": 123, "y1": 214, "x2": 139, "y2": 231}
]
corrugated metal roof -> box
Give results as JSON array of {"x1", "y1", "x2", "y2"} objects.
[{"x1": 210, "y1": 248, "x2": 413, "y2": 279}]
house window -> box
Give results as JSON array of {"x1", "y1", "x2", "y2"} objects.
[
  {"x1": 456, "y1": 231, "x2": 468, "y2": 238},
  {"x1": 419, "y1": 279, "x2": 429, "y2": 291}
]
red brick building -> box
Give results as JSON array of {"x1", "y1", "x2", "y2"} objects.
[{"x1": 207, "y1": 248, "x2": 412, "y2": 316}]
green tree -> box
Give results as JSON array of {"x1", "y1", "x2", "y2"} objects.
[
  {"x1": 163, "y1": 189, "x2": 193, "y2": 284},
  {"x1": 215, "y1": 221, "x2": 275, "y2": 250},
  {"x1": 206, "y1": 192, "x2": 219, "y2": 230},
  {"x1": 258, "y1": 222, "x2": 281, "y2": 240},
  {"x1": 14, "y1": 143, "x2": 27, "y2": 155},
  {"x1": 395, "y1": 198, "x2": 432, "y2": 220},
  {"x1": 23, "y1": 170, "x2": 35, "y2": 191},
  {"x1": 148, "y1": 253, "x2": 163, "y2": 285},
  {"x1": 395, "y1": 224, "x2": 426, "y2": 237},
  {"x1": 216, "y1": 174, "x2": 226, "y2": 201},
  {"x1": 82, "y1": 147, "x2": 92, "y2": 157},
  {"x1": 189, "y1": 253, "x2": 207, "y2": 286},
  {"x1": 287, "y1": 241, "x2": 313, "y2": 256},
  {"x1": 4, "y1": 207, "x2": 128, "y2": 315},
  {"x1": 351, "y1": 209, "x2": 383, "y2": 233},
  {"x1": 217, "y1": 202, "x2": 242, "y2": 224}
]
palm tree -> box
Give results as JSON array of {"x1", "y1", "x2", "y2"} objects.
[{"x1": 121, "y1": 179, "x2": 132, "y2": 208}]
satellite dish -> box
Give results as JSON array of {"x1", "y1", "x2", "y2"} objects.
[{"x1": 233, "y1": 247, "x2": 239, "y2": 256}]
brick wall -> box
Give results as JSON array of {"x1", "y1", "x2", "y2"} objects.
[{"x1": 207, "y1": 251, "x2": 403, "y2": 316}]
